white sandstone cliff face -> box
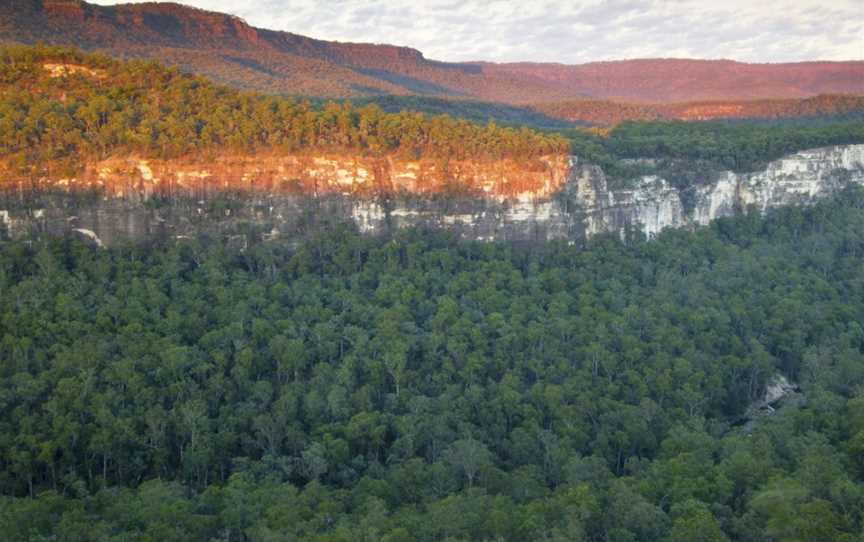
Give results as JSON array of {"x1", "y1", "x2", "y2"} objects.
[
  {"x1": 590, "y1": 144, "x2": 864, "y2": 237},
  {"x1": 2, "y1": 145, "x2": 863, "y2": 244},
  {"x1": 578, "y1": 173, "x2": 686, "y2": 238},
  {"x1": 689, "y1": 145, "x2": 864, "y2": 227},
  {"x1": 354, "y1": 144, "x2": 864, "y2": 241}
]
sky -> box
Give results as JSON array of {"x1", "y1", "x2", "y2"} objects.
[{"x1": 87, "y1": 0, "x2": 864, "y2": 64}]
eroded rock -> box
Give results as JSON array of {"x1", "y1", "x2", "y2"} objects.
[{"x1": 0, "y1": 145, "x2": 862, "y2": 245}]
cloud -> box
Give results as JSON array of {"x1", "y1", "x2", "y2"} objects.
[{"x1": 87, "y1": 0, "x2": 864, "y2": 63}]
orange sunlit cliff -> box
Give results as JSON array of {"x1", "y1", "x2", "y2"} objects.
[{"x1": 0, "y1": 153, "x2": 570, "y2": 200}]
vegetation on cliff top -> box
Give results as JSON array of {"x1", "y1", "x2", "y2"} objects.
[
  {"x1": 1, "y1": 45, "x2": 863, "y2": 194},
  {"x1": 562, "y1": 119, "x2": 864, "y2": 189},
  {"x1": 0, "y1": 45, "x2": 568, "y2": 172},
  {"x1": 2, "y1": 188, "x2": 864, "y2": 540},
  {"x1": 334, "y1": 94, "x2": 585, "y2": 131}
]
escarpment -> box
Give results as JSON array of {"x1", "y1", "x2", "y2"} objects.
[{"x1": 1, "y1": 145, "x2": 863, "y2": 246}]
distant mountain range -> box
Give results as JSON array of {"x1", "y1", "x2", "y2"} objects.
[{"x1": 3, "y1": 0, "x2": 864, "y2": 123}]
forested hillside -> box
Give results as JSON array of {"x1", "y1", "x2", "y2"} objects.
[
  {"x1": 0, "y1": 46, "x2": 567, "y2": 173},
  {"x1": 533, "y1": 94, "x2": 864, "y2": 127},
  {"x1": 3, "y1": 45, "x2": 864, "y2": 197},
  {"x1": 2, "y1": 188, "x2": 864, "y2": 541},
  {"x1": 343, "y1": 95, "x2": 584, "y2": 131}
]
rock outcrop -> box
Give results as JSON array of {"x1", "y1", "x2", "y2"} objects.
[
  {"x1": 576, "y1": 144, "x2": 864, "y2": 237},
  {"x1": 739, "y1": 374, "x2": 805, "y2": 433},
  {"x1": 1, "y1": 145, "x2": 863, "y2": 246}
]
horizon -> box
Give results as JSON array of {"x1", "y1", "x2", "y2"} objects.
[{"x1": 84, "y1": 0, "x2": 864, "y2": 65}]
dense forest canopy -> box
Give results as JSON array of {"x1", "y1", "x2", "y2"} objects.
[
  {"x1": 0, "y1": 45, "x2": 569, "y2": 170},
  {"x1": 561, "y1": 119, "x2": 864, "y2": 188},
  {"x1": 2, "y1": 188, "x2": 864, "y2": 540},
  {"x1": 328, "y1": 94, "x2": 585, "y2": 132}
]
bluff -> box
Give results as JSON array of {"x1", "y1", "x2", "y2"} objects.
[{"x1": 1, "y1": 145, "x2": 862, "y2": 246}]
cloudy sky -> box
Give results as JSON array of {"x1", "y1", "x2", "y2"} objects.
[{"x1": 88, "y1": 0, "x2": 863, "y2": 64}]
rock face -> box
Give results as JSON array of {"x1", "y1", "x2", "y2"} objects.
[
  {"x1": 1, "y1": 145, "x2": 863, "y2": 246},
  {"x1": 576, "y1": 144, "x2": 864, "y2": 237},
  {"x1": 740, "y1": 374, "x2": 805, "y2": 433}
]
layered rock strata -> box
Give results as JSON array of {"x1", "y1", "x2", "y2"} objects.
[{"x1": 1, "y1": 145, "x2": 862, "y2": 246}]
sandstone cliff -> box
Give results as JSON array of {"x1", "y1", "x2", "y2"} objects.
[{"x1": 1, "y1": 145, "x2": 862, "y2": 246}]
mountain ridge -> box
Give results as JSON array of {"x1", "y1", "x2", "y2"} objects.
[{"x1": 3, "y1": 0, "x2": 863, "y2": 109}]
